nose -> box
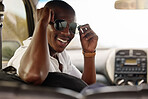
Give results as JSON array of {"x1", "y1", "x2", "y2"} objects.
[{"x1": 61, "y1": 26, "x2": 71, "y2": 36}]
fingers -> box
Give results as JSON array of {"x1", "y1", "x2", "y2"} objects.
[
  {"x1": 37, "y1": 7, "x2": 54, "y2": 25},
  {"x1": 79, "y1": 24, "x2": 98, "y2": 41},
  {"x1": 37, "y1": 8, "x2": 44, "y2": 21},
  {"x1": 50, "y1": 10, "x2": 54, "y2": 23},
  {"x1": 41, "y1": 7, "x2": 51, "y2": 23}
]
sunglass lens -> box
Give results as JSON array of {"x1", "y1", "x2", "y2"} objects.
[
  {"x1": 69, "y1": 22, "x2": 77, "y2": 34},
  {"x1": 54, "y1": 20, "x2": 67, "y2": 31}
]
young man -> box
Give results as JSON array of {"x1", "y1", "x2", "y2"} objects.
[{"x1": 7, "y1": 0, "x2": 98, "y2": 85}]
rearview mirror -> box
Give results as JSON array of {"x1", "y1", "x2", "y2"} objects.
[{"x1": 115, "y1": 0, "x2": 148, "y2": 9}]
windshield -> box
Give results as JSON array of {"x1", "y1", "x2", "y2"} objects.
[{"x1": 37, "y1": 0, "x2": 148, "y2": 49}]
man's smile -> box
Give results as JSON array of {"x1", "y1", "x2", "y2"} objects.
[
  {"x1": 56, "y1": 37, "x2": 70, "y2": 48},
  {"x1": 57, "y1": 38, "x2": 68, "y2": 43}
]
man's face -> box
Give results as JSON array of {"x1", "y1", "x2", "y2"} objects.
[{"x1": 47, "y1": 8, "x2": 76, "y2": 53}]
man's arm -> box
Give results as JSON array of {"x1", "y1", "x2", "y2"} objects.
[
  {"x1": 82, "y1": 55, "x2": 96, "y2": 85},
  {"x1": 19, "y1": 7, "x2": 51, "y2": 85},
  {"x1": 79, "y1": 24, "x2": 98, "y2": 85}
]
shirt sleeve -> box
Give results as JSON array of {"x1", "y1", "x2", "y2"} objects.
[
  {"x1": 7, "y1": 46, "x2": 27, "y2": 74},
  {"x1": 6, "y1": 37, "x2": 32, "y2": 74}
]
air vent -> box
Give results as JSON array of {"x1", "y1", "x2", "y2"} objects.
[
  {"x1": 133, "y1": 50, "x2": 146, "y2": 56},
  {"x1": 116, "y1": 50, "x2": 129, "y2": 56}
]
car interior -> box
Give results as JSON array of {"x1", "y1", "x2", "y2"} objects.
[{"x1": 1, "y1": 0, "x2": 148, "y2": 99}]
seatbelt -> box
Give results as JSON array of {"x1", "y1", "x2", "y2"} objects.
[{"x1": 0, "y1": 1, "x2": 4, "y2": 69}]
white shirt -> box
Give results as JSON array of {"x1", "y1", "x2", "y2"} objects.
[{"x1": 6, "y1": 37, "x2": 82, "y2": 78}]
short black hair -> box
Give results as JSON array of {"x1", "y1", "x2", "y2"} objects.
[{"x1": 44, "y1": 0, "x2": 75, "y2": 15}]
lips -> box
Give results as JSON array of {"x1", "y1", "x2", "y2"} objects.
[
  {"x1": 57, "y1": 37, "x2": 69, "y2": 47},
  {"x1": 57, "y1": 38, "x2": 68, "y2": 43}
]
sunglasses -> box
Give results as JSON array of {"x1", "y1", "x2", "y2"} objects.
[{"x1": 51, "y1": 19, "x2": 79, "y2": 34}]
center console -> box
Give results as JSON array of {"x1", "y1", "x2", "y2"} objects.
[{"x1": 106, "y1": 49, "x2": 147, "y2": 86}]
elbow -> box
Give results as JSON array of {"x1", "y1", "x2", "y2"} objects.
[
  {"x1": 19, "y1": 71, "x2": 44, "y2": 85},
  {"x1": 19, "y1": 59, "x2": 49, "y2": 85}
]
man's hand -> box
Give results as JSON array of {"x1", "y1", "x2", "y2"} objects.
[
  {"x1": 37, "y1": 7, "x2": 53, "y2": 27},
  {"x1": 79, "y1": 24, "x2": 98, "y2": 84},
  {"x1": 79, "y1": 24, "x2": 98, "y2": 53}
]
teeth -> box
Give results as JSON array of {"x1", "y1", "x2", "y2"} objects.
[{"x1": 57, "y1": 38, "x2": 67, "y2": 43}]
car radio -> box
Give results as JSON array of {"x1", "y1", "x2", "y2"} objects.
[{"x1": 114, "y1": 49, "x2": 147, "y2": 86}]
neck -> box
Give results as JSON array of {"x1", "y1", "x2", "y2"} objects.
[{"x1": 48, "y1": 44, "x2": 57, "y2": 57}]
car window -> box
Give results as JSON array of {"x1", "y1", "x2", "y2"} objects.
[
  {"x1": 2, "y1": 0, "x2": 28, "y2": 44},
  {"x1": 2, "y1": 0, "x2": 28, "y2": 64}
]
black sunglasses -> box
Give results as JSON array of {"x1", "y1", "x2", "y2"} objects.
[{"x1": 51, "y1": 19, "x2": 79, "y2": 34}]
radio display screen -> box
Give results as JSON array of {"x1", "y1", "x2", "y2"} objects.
[{"x1": 125, "y1": 59, "x2": 137, "y2": 64}]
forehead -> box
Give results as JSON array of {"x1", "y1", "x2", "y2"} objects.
[{"x1": 54, "y1": 8, "x2": 76, "y2": 22}]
